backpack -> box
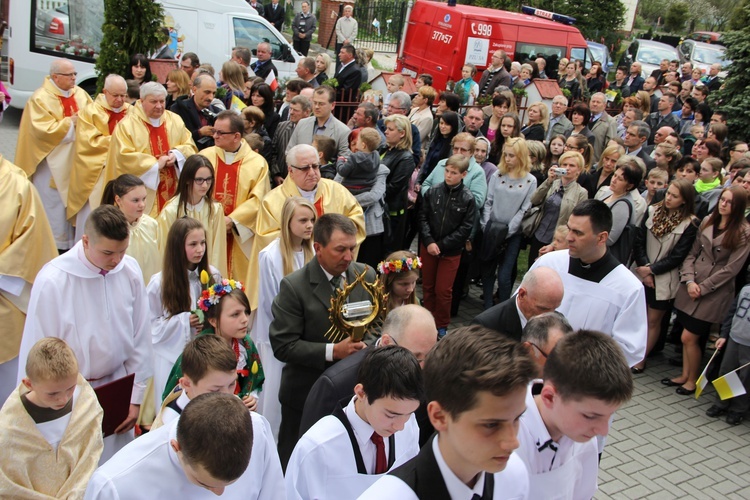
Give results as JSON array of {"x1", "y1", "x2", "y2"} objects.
[{"x1": 609, "y1": 197, "x2": 636, "y2": 265}]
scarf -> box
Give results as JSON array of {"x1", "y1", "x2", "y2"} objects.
[
  {"x1": 651, "y1": 201, "x2": 685, "y2": 239},
  {"x1": 455, "y1": 78, "x2": 474, "y2": 104},
  {"x1": 695, "y1": 177, "x2": 720, "y2": 193}
]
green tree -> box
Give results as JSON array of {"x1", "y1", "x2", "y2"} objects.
[
  {"x1": 94, "y1": 0, "x2": 165, "y2": 92},
  {"x1": 711, "y1": 6, "x2": 750, "y2": 140},
  {"x1": 665, "y1": 2, "x2": 689, "y2": 32},
  {"x1": 729, "y1": 0, "x2": 750, "y2": 31}
]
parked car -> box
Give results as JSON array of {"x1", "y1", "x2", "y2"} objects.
[
  {"x1": 679, "y1": 39, "x2": 730, "y2": 78},
  {"x1": 618, "y1": 39, "x2": 680, "y2": 80},
  {"x1": 35, "y1": 3, "x2": 69, "y2": 47},
  {"x1": 586, "y1": 41, "x2": 613, "y2": 73},
  {"x1": 688, "y1": 31, "x2": 722, "y2": 44}
]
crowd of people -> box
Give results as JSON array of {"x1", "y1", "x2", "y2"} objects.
[{"x1": 0, "y1": 26, "x2": 748, "y2": 499}]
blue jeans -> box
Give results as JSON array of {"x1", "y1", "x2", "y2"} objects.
[{"x1": 482, "y1": 233, "x2": 523, "y2": 310}]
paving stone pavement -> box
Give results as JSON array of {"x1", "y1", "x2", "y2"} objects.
[{"x1": 447, "y1": 282, "x2": 750, "y2": 499}]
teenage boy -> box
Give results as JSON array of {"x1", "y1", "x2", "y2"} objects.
[
  {"x1": 0, "y1": 338, "x2": 103, "y2": 498},
  {"x1": 85, "y1": 392, "x2": 285, "y2": 499},
  {"x1": 286, "y1": 345, "x2": 423, "y2": 498},
  {"x1": 516, "y1": 330, "x2": 633, "y2": 499},
  {"x1": 152, "y1": 335, "x2": 238, "y2": 429},
  {"x1": 419, "y1": 154, "x2": 477, "y2": 338},
  {"x1": 360, "y1": 325, "x2": 537, "y2": 499}
]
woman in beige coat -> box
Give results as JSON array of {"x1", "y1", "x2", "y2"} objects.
[
  {"x1": 631, "y1": 179, "x2": 699, "y2": 373},
  {"x1": 665, "y1": 186, "x2": 750, "y2": 395},
  {"x1": 526, "y1": 151, "x2": 588, "y2": 265}
]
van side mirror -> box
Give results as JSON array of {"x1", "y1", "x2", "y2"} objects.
[{"x1": 281, "y1": 44, "x2": 294, "y2": 62}]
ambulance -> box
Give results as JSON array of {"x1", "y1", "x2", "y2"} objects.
[{"x1": 397, "y1": 2, "x2": 589, "y2": 90}]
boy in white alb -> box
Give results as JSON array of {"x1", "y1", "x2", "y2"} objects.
[
  {"x1": 152, "y1": 334, "x2": 238, "y2": 429},
  {"x1": 85, "y1": 392, "x2": 286, "y2": 500},
  {"x1": 516, "y1": 330, "x2": 633, "y2": 500},
  {"x1": 360, "y1": 325, "x2": 535, "y2": 500},
  {"x1": 285, "y1": 345, "x2": 422, "y2": 499},
  {"x1": 16, "y1": 205, "x2": 153, "y2": 463},
  {"x1": 0, "y1": 338, "x2": 103, "y2": 497}
]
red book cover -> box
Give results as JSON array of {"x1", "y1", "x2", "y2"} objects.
[{"x1": 93, "y1": 373, "x2": 135, "y2": 437}]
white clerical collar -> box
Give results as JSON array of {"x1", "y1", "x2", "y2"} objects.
[
  {"x1": 77, "y1": 241, "x2": 105, "y2": 274},
  {"x1": 343, "y1": 396, "x2": 378, "y2": 456},
  {"x1": 112, "y1": 106, "x2": 123, "y2": 112},
  {"x1": 50, "y1": 79, "x2": 71, "y2": 97},
  {"x1": 187, "y1": 198, "x2": 206, "y2": 212},
  {"x1": 224, "y1": 150, "x2": 237, "y2": 164},
  {"x1": 148, "y1": 117, "x2": 161, "y2": 127},
  {"x1": 297, "y1": 186, "x2": 318, "y2": 204},
  {"x1": 433, "y1": 436, "x2": 485, "y2": 499},
  {"x1": 514, "y1": 294, "x2": 528, "y2": 328}
]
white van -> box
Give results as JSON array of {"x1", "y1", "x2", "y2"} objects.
[{"x1": 6, "y1": 0, "x2": 300, "y2": 108}]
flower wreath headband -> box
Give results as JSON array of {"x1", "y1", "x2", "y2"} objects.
[
  {"x1": 196, "y1": 270, "x2": 245, "y2": 315},
  {"x1": 377, "y1": 256, "x2": 422, "y2": 275}
]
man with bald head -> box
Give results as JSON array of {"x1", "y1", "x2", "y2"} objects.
[
  {"x1": 478, "y1": 50, "x2": 512, "y2": 97},
  {"x1": 170, "y1": 74, "x2": 221, "y2": 151},
  {"x1": 473, "y1": 266, "x2": 564, "y2": 341},
  {"x1": 299, "y1": 304, "x2": 438, "y2": 436},
  {"x1": 15, "y1": 58, "x2": 93, "y2": 252},
  {"x1": 106, "y1": 82, "x2": 197, "y2": 216},
  {"x1": 69, "y1": 75, "x2": 132, "y2": 239}
]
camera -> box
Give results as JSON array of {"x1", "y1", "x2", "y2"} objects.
[{"x1": 553, "y1": 167, "x2": 568, "y2": 175}]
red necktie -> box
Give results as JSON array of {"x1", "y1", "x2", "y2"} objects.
[{"x1": 371, "y1": 432, "x2": 387, "y2": 474}]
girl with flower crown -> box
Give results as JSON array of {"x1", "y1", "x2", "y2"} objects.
[
  {"x1": 378, "y1": 250, "x2": 422, "y2": 312},
  {"x1": 255, "y1": 197, "x2": 316, "y2": 440},
  {"x1": 146, "y1": 217, "x2": 221, "y2": 412},
  {"x1": 163, "y1": 287, "x2": 265, "y2": 409}
]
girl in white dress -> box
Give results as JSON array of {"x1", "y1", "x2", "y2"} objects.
[
  {"x1": 146, "y1": 217, "x2": 221, "y2": 412},
  {"x1": 254, "y1": 197, "x2": 316, "y2": 442}
]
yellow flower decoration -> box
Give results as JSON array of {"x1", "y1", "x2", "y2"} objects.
[
  {"x1": 251, "y1": 361, "x2": 259, "y2": 375},
  {"x1": 200, "y1": 270, "x2": 210, "y2": 285}
]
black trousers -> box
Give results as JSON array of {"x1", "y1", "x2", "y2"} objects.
[
  {"x1": 294, "y1": 39, "x2": 311, "y2": 56},
  {"x1": 277, "y1": 404, "x2": 303, "y2": 472}
]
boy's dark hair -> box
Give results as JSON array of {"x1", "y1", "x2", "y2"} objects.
[
  {"x1": 543, "y1": 330, "x2": 633, "y2": 404},
  {"x1": 313, "y1": 135, "x2": 337, "y2": 164},
  {"x1": 357, "y1": 345, "x2": 424, "y2": 403},
  {"x1": 84, "y1": 204, "x2": 129, "y2": 241},
  {"x1": 571, "y1": 199, "x2": 613, "y2": 234},
  {"x1": 424, "y1": 325, "x2": 536, "y2": 418},
  {"x1": 182, "y1": 335, "x2": 237, "y2": 383},
  {"x1": 417, "y1": 73, "x2": 433, "y2": 86},
  {"x1": 313, "y1": 213, "x2": 357, "y2": 246},
  {"x1": 445, "y1": 154, "x2": 470, "y2": 174},
  {"x1": 177, "y1": 393, "x2": 253, "y2": 482}
]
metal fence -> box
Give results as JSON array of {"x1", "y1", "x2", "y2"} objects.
[{"x1": 349, "y1": 0, "x2": 407, "y2": 53}]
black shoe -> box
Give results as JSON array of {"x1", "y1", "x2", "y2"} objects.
[
  {"x1": 726, "y1": 412, "x2": 744, "y2": 425},
  {"x1": 676, "y1": 386, "x2": 696, "y2": 396},
  {"x1": 661, "y1": 378, "x2": 682, "y2": 387},
  {"x1": 631, "y1": 367, "x2": 645, "y2": 374},
  {"x1": 706, "y1": 405, "x2": 727, "y2": 418}
]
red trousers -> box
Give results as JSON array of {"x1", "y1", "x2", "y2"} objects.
[{"x1": 420, "y1": 244, "x2": 461, "y2": 328}]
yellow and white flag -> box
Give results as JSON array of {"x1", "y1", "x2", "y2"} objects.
[
  {"x1": 713, "y1": 361, "x2": 750, "y2": 400},
  {"x1": 694, "y1": 349, "x2": 720, "y2": 399}
]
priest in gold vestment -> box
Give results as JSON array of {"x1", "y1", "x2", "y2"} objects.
[
  {"x1": 105, "y1": 82, "x2": 197, "y2": 217},
  {"x1": 247, "y1": 144, "x2": 365, "y2": 307},
  {"x1": 14, "y1": 58, "x2": 92, "y2": 251},
  {"x1": 200, "y1": 111, "x2": 270, "y2": 281},
  {"x1": 68, "y1": 75, "x2": 131, "y2": 240},
  {"x1": 0, "y1": 155, "x2": 58, "y2": 403}
]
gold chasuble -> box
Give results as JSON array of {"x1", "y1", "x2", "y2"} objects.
[
  {"x1": 14, "y1": 76, "x2": 92, "y2": 198},
  {"x1": 246, "y1": 176, "x2": 366, "y2": 307},
  {"x1": 0, "y1": 375, "x2": 103, "y2": 498},
  {"x1": 68, "y1": 94, "x2": 132, "y2": 220},
  {"x1": 201, "y1": 141, "x2": 270, "y2": 280},
  {"x1": 157, "y1": 197, "x2": 228, "y2": 277},
  {"x1": 105, "y1": 103, "x2": 197, "y2": 217},
  {"x1": 0, "y1": 156, "x2": 58, "y2": 364},
  {"x1": 128, "y1": 215, "x2": 161, "y2": 284}
]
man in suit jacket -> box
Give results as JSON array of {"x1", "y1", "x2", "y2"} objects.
[
  {"x1": 270, "y1": 213, "x2": 376, "y2": 469},
  {"x1": 588, "y1": 92, "x2": 618, "y2": 163},
  {"x1": 248, "y1": 0, "x2": 264, "y2": 16},
  {"x1": 624, "y1": 121, "x2": 656, "y2": 171},
  {"x1": 334, "y1": 44, "x2": 362, "y2": 99},
  {"x1": 546, "y1": 95, "x2": 573, "y2": 142},
  {"x1": 626, "y1": 62, "x2": 644, "y2": 94},
  {"x1": 299, "y1": 304, "x2": 437, "y2": 436},
  {"x1": 251, "y1": 42, "x2": 278, "y2": 80},
  {"x1": 286, "y1": 86, "x2": 351, "y2": 158},
  {"x1": 169, "y1": 74, "x2": 221, "y2": 150},
  {"x1": 265, "y1": 0, "x2": 285, "y2": 31},
  {"x1": 473, "y1": 267, "x2": 564, "y2": 341},
  {"x1": 705, "y1": 63, "x2": 723, "y2": 93},
  {"x1": 477, "y1": 50, "x2": 512, "y2": 97}
]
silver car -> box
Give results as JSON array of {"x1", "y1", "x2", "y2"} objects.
[
  {"x1": 35, "y1": 4, "x2": 70, "y2": 48},
  {"x1": 619, "y1": 39, "x2": 680, "y2": 80},
  {"x1": 679, "y1": 39, "x2": 730, "y2": 78}
]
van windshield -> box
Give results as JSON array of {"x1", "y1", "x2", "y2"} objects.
[
  {"x1": 233, "y1": 18, "x2": 286, "y2": 60},
  {"x1": 33, "y1": 0, "x2": 103, "y2": 60},
  {"x1": 516, "y1": 42, "x2": 565, "y2": 79}
]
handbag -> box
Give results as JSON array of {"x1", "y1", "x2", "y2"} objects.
[
  {"x1": 521, "y1": 205, "x2": 543, "y2": 238},
  {"x1": 479, "y1": 219, "x2": 508, "y2": 262}
]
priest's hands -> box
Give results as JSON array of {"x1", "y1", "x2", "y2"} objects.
[
  {"x1": 333, "y1": 337, "x2": 366, "y2": 360},
  {"x1": 242, "y1": 395, "x2": 258, "y2": 411},
  {"x1": 157, "y1": 153, "x2": 177, "y2": 170},
  {"x1": 225, "y1": 216, "x2": 234, "y2": 233},
  {"x1": 70, "y1": 113, "x2": 78, "y2": 126},
  {"x1": 274, "y1": 175, "x2": 285, "y2": 187},
  {"x1": 114, "y1": 404, "x2": 140, "y2": 434}
]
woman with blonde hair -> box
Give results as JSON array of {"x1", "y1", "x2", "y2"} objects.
[
  {"x1": 219, "y1": 60, "x2": 248, "y2": 107},
  {"x1": 590, "y1": 144, "x2": 625, "y2": 198},
  {"x1": 165, "y1": 69, "x2": 190, "y2": 110},
  {"x1": 481, "y1": 137, "x2": 537, "y2": 308},
  {"x1": 315, "y1": 53, "x2": 332, "y2": 85},
  {"x1": 521, "y1": 102, "x2": 548, "y2": 142},
  {"x1": 526, "y1": 140, "x2": 547, "y2": 185},
  {"x1": 654, "y1": 142, "x2": 682, "y2": 177},
  {"x1": 255, "y1": 197, "x2": 316, "y2": 439},
  {"x1": 527, "y1": 151, "x2": 588, "y2": 264},
  {"x1": 381, "y1": 114, "x2": 415, "y2": 251},
  {"x1": 635, "y1": 90, "x2": 653, "y2": 116}
]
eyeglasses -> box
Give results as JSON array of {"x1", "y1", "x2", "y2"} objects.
[
  {"x1": 194, "y1": 177, "x2": 214, "y2": 185},
  {"x1": 732, "y1": 149, "x2": 749, "y2": 154},
  {"x1": 387, "y1": 104, "x2": 406, "y2": 111},
  {"x1": 528, "y1": 342, "x2": 549, "y2": 358},
  {"x1": 290, "y1": 164, "x2": 320, "y2": 173},
  {"x1": 55, "y1": 72, "x2": 78, "y2": 77},
  {"x1": 213, "y1": 130, "x2": 236, "y2": 136},
  {"x1": 563, "y1": 144, "x2": 577, "y2": 150}
]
